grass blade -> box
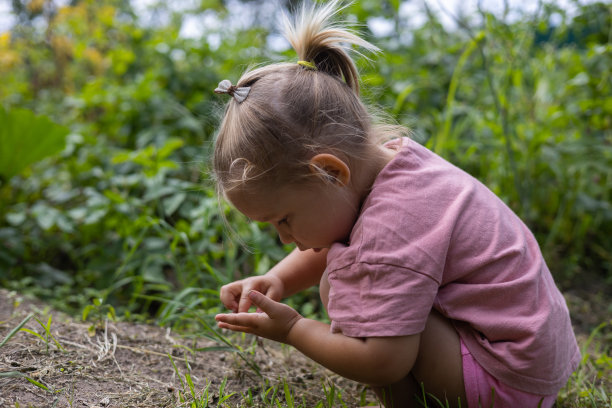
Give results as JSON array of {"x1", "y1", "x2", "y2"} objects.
[
  {"x1": 20, "y1": 327, "x2": 47, "y2": 343},
  {"x1": 0, "y1": 313, "x2": 34, "y2": 348},
  {"x1": 25, "y1": 376, "x2": 50, "y2": 391},
  {"x1": 0, "y1": 371, "x2": 27, "y2": 377},
  {"x1": 0, "y1": 371, "x2": 51, "y2": 392},
  {"x1": 167, "y1": 353, "x2": 186, "y2": 391}
]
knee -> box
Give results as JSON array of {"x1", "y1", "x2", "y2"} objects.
[{"x1": 368, "y1": 373, "x2": 422, "y2": 408}]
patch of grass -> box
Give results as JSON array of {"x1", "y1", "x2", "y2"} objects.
[
  {"x1": 168, "y1": 353, "x2": 217, "y2": 407},
  {"x1": 0, "y1": 310, "x2": 65, "y2": 355},
  {"x1": 557, "y1": 321, "x2": 611, "y2": 408},
  {"x1": 1, "y1": 289, "x2": 609, "y2": 408},
  {"x1": 0, "y1": 313, "x2": 63, "y2": 404},
  {"x1": 202, "y1": 320, "x2": 610, "y2": 408},
  {"x1": 23, "y1": 314, "x2": 65, "y2": 354}
]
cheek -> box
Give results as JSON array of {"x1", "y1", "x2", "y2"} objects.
[{"x1": 323, "y1": 208, "x2": 357, "y2": 242}]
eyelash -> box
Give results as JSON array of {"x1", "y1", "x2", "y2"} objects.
[{"x1": 278, "y1": 217, "x2": 288, "y2": 226}]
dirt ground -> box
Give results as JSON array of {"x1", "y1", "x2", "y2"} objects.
[
  {"x1": 0, "y1": 289, "x2": 369, "y2": 407},
  {"x1": 0, "y1": 287, "x2": 609, "y2": 408}
]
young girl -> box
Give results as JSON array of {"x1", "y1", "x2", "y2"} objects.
[{"x1": 213, "y1": 2, "x2": 580, "y2": 406}]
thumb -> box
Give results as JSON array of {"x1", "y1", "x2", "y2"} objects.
[{"x1": 248, "y1": 290, "x2": 276, "y2": 315}]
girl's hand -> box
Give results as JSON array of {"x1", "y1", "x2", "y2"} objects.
[
  {"x1": 215, "y1": 290, "x2": 302, "y2": 344},
  {"x1": 219, "y1": 275, "x2": 284, "y2": 313}
]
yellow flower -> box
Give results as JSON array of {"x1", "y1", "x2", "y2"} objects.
[{"x1": 0, "y1": 32, "x2": 10, "y2": 48}]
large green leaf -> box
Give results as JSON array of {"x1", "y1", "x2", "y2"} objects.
[{"x1": 0, "y1": 107, "x2": 69, "y2": 181}]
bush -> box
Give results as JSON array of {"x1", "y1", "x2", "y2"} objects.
[{"x1": 0, "y1": 1, "x2": 609, "y2": 321}]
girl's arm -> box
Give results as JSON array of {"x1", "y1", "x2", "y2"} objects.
[
  {"x1": 219, "y1": 248, "x2": 327, "y2": 313},
  {"x1": 267, "y1": 247, "x2": 328, "y2": 297},
  {"x1": 216, "y1": 290, "x2": 419, "y2": 386},
  {"x1": 288, "y1": 315, "x2": 419, "y2": 386}
]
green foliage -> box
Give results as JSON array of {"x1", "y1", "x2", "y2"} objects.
[
  {"x1": 0, "y1": 107, "x2": 68, "y2": 182},
  {"x1": 168, "y1": 351, "x2": 238, "y2": 407},
  {"x1": 360, "y1": 2, "x2": 612, "y2": 285},
  {"x1": 559, "y1": 321, "x2": 612, "y2": 407},
  {"x1": 0, "y1": 312, "x2": 63, "y2": 399},
  {"x1": 0, "y1": 2, "x2": 283, "y2": 321},
  {"x1": 20, "y1": 314, "x2": 65, "y2": 354},
  {"x1": 0, "y1": 0, "x2": 609, "y2": 344}
]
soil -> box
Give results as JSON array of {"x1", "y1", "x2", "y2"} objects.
[
  {"x1": 0, "y1": 287, "x2": 609, "y2": 408},
  {"x1": 0, "y1": 289, "x2": 369, "y2": 408}
]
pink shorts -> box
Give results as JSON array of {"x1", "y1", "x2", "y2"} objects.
[{"x1": 461, "y1": 339, "x2": 558, "y2": 408}]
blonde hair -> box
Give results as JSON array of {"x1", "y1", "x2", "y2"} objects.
[{"x1": 213, "y1": 0, "x2": 384, "y2": 196}]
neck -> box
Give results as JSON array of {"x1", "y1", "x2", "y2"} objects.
[{"x1": 353, "y1": 145, "x2": 397, "y2": 202}]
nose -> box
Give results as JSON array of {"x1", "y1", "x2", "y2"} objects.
[{"x1": 275, "y1": 226, "x2": 294, "y2": 245}]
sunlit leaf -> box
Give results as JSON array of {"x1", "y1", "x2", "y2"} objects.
[{"x1": 0, "y1": 108, "x2": 69, "y2": 181}]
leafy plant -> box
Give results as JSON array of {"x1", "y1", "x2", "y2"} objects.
[
  {"x1": 22, "y1": 314, "x2": 65, "y2": 354},
  {"x1": 0, "y1": 107, "x2": 69, "y2": 182},
  {"x1": 82, "y1": 296, "x2": 117, "y2": 336},
  {"x1": 0, "y1": 2, "x2": 609, "y2": 406}
]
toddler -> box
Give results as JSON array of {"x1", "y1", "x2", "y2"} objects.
[{"x1": 213, "y1": 1, "x2": 580, "y2": 407}]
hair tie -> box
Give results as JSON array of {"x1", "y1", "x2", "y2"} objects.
[
  {"x1": 214, "y1": 79, "x2": 251, "y2": 103},
  {"x1": 297, "y1": 60, "x2": 317, "y2": 70}
]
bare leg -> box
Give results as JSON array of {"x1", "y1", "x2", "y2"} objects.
[
  {"x1": 369, "y1": 308, "x2": 466, "y2": 408},
  {"x1": 369, "y1": 373, "x2": 421, "y2": 407}
]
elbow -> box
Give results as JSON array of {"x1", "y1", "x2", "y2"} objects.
[
  {"x1": 360, "y1": 344, "x2": 417, "y2": 387},
  {"x1": 364, "y1": 355, "x2": 414, "y2": 387},
  {"x1": 357, "y1": 335, "x2": 420, "y2": 386}
]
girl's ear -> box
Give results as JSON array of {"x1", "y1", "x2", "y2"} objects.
[{"x1": 308, "y1": 154, "x2": 351, "y2": 186}]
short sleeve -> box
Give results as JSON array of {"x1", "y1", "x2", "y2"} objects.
[{"x1": 326, "y1": 260, "x2": 439, "y2": 337}]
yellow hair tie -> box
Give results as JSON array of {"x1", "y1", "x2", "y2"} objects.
[{"x1": 297, "y1": 60, "x2": 317, "y2": 70}]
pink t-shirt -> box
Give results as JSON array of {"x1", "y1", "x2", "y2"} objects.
[{"x1": 325, "y1": 138, "x2": 580, "y2": 395}]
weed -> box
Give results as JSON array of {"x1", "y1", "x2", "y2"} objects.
[
  {"x1": 168, "y1": 353, "x2": 236, "y2": 407},
  {"x1": 0, "y1": 313, "x2": 61, "y2": 400},
  {"x1": 82, "y1": 296, "x2": 116, "y2": 336},
  {"x1": 23, "y1": 314, "x2": 65, "y2": 354},
  {"x1": 0, "y1": 312, "x2": 64, "y2": 354},
  {"x1": 558, "y1": 320, "x2": 611, "y2": 407}
]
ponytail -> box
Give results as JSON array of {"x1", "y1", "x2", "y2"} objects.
[
  {"x1": 282, "y1": 0, "x2": 379, "y2": 94},
  {"x1": 213, "y1": 1, "x2": 381, "y2": 194}
]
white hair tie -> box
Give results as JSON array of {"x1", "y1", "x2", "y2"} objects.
[{"x1": 214, "y1": 79, "x2": 251, "y2": 103}]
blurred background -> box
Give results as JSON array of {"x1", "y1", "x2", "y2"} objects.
[{"x1": 0, "y1": 0, "x2": 610, "y2": 325}]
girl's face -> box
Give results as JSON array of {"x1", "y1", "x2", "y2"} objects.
[{"x1": 227, "y1": 180, "x2": 360, "y2": 252}]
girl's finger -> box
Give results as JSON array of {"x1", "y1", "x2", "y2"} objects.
[
  {"x1": 219, "y1": 284, "x2": 242, "y2": 312},
  {"x1": 237, "y1": 295, "x2": 253, "y2": 313},
  {"x1": 248, "y1": 290, "x2": 277, "y2": 315},
  {"x1": 215, "y1": 312, "x2": 260, "y2": 327},
  {"x1": 237, "y1": 280, "x2": 263, "y2": 313},
  {"x1": 238, "y1": 282, "x2": 259, "y2": 313},
  {"x1": 217, "y1": 321, "x2": 253, "y2": 334},
  {"x1": 265, "y1": 285, "x2": 283, "y2": 302}
]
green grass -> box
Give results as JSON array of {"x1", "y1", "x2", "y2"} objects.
[
  {"x1": 0, "y1": 1, "x2": 610, "y2": 407},
  {"x1": 0, "y1": 307, "x2": 609, "y2": 407}
]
